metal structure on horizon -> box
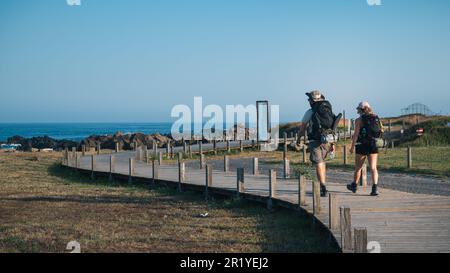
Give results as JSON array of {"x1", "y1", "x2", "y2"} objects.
[{"x1": 401, "y1": 103, "x2": 435, "y2": 116}]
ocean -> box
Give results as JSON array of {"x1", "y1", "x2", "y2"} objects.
[{"x1": 0, "y1": 123, "x2": 173, "y2": 141}]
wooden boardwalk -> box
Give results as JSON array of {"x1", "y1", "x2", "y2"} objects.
[{"x1": 62, "y1": 142, "x2": 450, "y2": 253}]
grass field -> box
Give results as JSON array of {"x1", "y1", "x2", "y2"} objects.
[
  {"x1": 258, "y1": 145, "x2": 450, "y2": 178},
  {"x1": 0, "y1": 152, "x2": 338, "y2": 253}
]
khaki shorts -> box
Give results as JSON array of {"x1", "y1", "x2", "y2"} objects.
[{"x1": 308, "y1": 141, "x2": 328, "y2": 165}]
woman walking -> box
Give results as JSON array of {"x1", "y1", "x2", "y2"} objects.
[{"x1": 347, "y1": 101, "x2": 383, "y2": 196}]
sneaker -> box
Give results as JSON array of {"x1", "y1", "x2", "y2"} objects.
[
  {"x1": 320, "y1": 184, "x2": 328, "y2": 197},
  {"x1": 346, "y1": 182, "x2": 358, "y2": 193},
  {"x1": 370, "y1": 185, "x2": 379, "y2": 196}
]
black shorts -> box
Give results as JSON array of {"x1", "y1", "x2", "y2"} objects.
[{"x1": 355, "y1": 143, "x2": 378, "y2": 156}]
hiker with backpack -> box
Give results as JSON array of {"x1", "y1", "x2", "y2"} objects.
[
  {"x1": 299, "y1": 91, "x2": 341, "y2": 197},
  {"x1": 347, "y1": 101, "x2": 383, "y2": 196}
]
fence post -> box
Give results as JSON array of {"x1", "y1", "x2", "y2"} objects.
[
  {"x1": 109, "y1": 155, "x2": 115, "y2": 182},
  {"x1": 302, "y1": 146, "x2": 307, "y2": 163},
  {"x1": 239, "y1": 140, "x2": 243, "y2": 152},
  {"x1": 75, "y1": 153, "x2": 79, "y2": 168},
  {"x1": 268, "y1": 169, "x2": 277, "y2": 209},
  {"x1": 252, "y1": 158, "x2": 259, "y2": 176},
  {"x1": 407, "y1": 146, "x2": 412, "y2": 168},
  {"x1": 82, "y1": 145, "x2": 86, "y2": 156},
  {"x1": 329, "y1": 194, "x2": 339, "y2": 230},
  {"x1": 72, "y1": 147, "x2": 76, "y2": 158},
  {"x1": 312, "y1": 180, "x2": 321, "y2": 215},
  {"x1": 343, "y1": 145, "x2": 348, "y2": 166},
  {"x1": 224, "y1": 155, "x2": 229, "y2": 172},
  {"x1": 152, "y1": 159, "x2": 159, "y2": 183},
  {"x1": 64, "y1": 148, "x2": 69, "y2": 166},
  {"x1": 90, "y1": 155, "x2": 96, "y2": 180},
  {"x1": 340, "y1": 206, "x2": 352, "y2": 251},
  {"x1": 205, "y1": 164, "x2": 213, "y2": 200},
  {"x1": 128, "y1": 158, "x2": 134, "y2": 184},
  {"x1": 200, "y1": 154, "x2": 205, "y2": 169},
  {"x1": 227, "y1": 140, "x2": 231, "y2": 153},
  {"x1": 198, "y1": 141, "x2": 203, "y2": 155},
  {"x1": 283, "y1": 132, "x2": 288, "y2": 160},
  {"x1": 359, "y1": 163, "x2": 367, "y2": 189},
  {"x1": 97, "y1": 144, "x2": 101, "y2": 155},
  {"x1": 115, "y1": 142, "x2": 120, "y2": 153},
  {"x1": 236, "y1": 168, "x2": 244, "y2": 197},
  {"x1": 183, "y1": 139, "x2": 187, "y2": 154},
  {"x1": 158, "y1": 151, "x2": 163, "y2": 165},
  {"x1": 178, "y1": 161, "x2": 185, "y2": 192},
  {"x1": 283, "y1": 159, "x2": 290, "y2": 179},
  {"x1": 298, "y1": 174, "x2": 306, "y2": 206},
  {"x1": 213, "y1": 138, "x2": 217, "y2": 155},
  {"x1": 354, "y1": 227, "x2": 368, "y2": 253}
]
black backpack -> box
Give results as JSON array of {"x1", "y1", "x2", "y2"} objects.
[
  {"x1": 309, "y1": 100, "x2": 336, "y2": 140},
  {"x1": 361, "y1": 114, "x2": 383, "y2": 139}
]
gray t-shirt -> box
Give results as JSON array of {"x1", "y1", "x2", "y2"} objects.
[{"x1": 301, "y1": 109, "x2": 313, "y2": 124}]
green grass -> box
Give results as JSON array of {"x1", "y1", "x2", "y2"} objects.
[{"x1": 0, "y1": 152, "x2": 338, "y2": 253}]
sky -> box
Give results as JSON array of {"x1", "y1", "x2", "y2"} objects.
[{"x1": 0, "y1": 0, "x2": 449, "y2": 122}]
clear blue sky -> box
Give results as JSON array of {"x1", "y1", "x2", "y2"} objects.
[{"x1": 1, "y1": 0, "x2": 449, "y2": 122}]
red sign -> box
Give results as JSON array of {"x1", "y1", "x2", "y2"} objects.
[{"x1": 416, "y1": 128, "x2": 424, "y2": 136}]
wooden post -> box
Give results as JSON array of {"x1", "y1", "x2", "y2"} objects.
[
  {"x1": 183, "y1": 140, "x2": 187, "y2": 154},
  {"x1": 213, "y1": 138, "x2": 217, "y2": 155},
  {"x1": 199, "y1": 154, "x2": 205, "y2": 169},
  {"x1": 158, "y1": 151, "x2": 163, "y2": 165},
  {"x1": 343, "y1": 145, "x2": 348, "y2": 166},
  {"x1": 128, "y1": 158, "x2": 134, "y2": 184},
  {"x1": 407, "y1": 146, "x2": 412, "y2": 168},
  {"x1": 205, "y1": 164, "x2": 213, "y2": 199},
  {"x1": 188, "y1": 141, "x2": 192, "y2": 158},
  {"x1": 226, "y1": 140, "x2": 231, "y2": 153},
  {"x1": 343, "y1": 110, "x2": 346, "y2": 141},
  {"x1": 64, "y1": 148, "x2": 69, "y2": 166},
  {"x1": 152, "y1": 159, "x2": 159, "y2": 183},
  {"x1": 166, "y1": 141, "x2": 170, "y2": 156},
  {"x1": 283, "y1": 159, "x2": 290, "y2": 179},
  {"x1": 268, "y1": 169, "x2": 277, "y2": 209},
  {"x1": 359, "y1": 163, "x2": 367, "y2": 188},
  {"x1": 340, "y1": 206, "x2": 352, "y2": 251},
  {"x1": 224, "y1": 155, "x2": 229, "y2": 172},
  {"x1": 252, "y1": 158, "x2": 259, "y2": 176},
  {"x1": 312, "y1": 180, "x2": 321, "y2": 215},
  {"x1": 97, "y1": 144, "x2": 101, "y2": 155},
  {"x1": 178, "y1": 161, "x2": 185, "y2": 192},
  {"x1": 82, "y1": 145, "x2": 86, "y2": 156},
  {"x1": 75, "y1": 153, "x2": 80, "y2": 168},
  {"x1": 239, "y1": 140, "x2": 243, "y2": 152},
  {"x1": 109, "y1": 155, "x2": 115, "y2": 182},
  {"x1": 90, "y1": 155, "x2": 96, "y2": 180},
  {"x1": 283, "y1": 132, "x2": 288, "y2": 160},
  {"x1": 115, "y1": 142, "x2": 120, "y2": 153},
  {"x1": 298, "y1": 174, "x2": 306, "y2": 206},
  {"x1": 153, "y1": 141, "x2": 158, "y2": 155},
  {"x1": 302, "y1": 146, "x2": 307, "y2": 163},
  {"x1": 354, "y1": 227, "x2": 368, "y2": 253},
  {"x1": 329, "y1": 194, "x2": 339, "y2": 230},
  {"x1": 236, "y1": 168, "x2": 244, "y2": 197}
]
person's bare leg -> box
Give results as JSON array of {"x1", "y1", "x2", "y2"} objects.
[
  {"x1": 353, "y1": 154, "x2": 366, "y2": 183},
  {"x1": 367, "y1": 154, "x2": 379, "y2": 185},
  {"x1": 316, "y1": 162, "x2": 326, "y2": 185}
]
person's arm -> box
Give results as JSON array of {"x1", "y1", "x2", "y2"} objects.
[{"x1": 350, "y1": 118, "x2": 361, "y2": 154}]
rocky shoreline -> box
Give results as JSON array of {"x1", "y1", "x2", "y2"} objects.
[{"x1": 2, "y1": 132, "x2": 173, "y2": 152}]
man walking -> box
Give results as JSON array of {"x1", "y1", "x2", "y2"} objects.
[{"x1": 298, "y1": 90, "x2": 337, "y2": 197}]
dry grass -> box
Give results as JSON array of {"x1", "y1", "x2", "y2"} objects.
[{"x1": 0, "y1": 152, "x2": 337, "y2": 253}]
